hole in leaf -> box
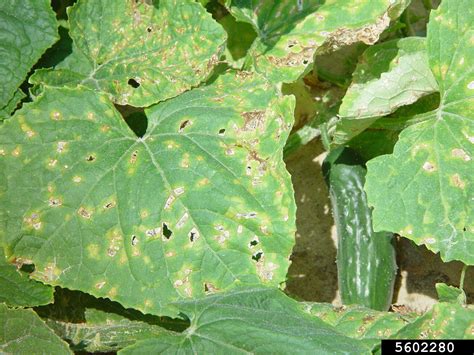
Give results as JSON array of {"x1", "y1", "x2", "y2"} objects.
[
  {"x1": 189, "y1": 231, "x2": 196, "y2": 242},
  {"x1": 20, "y1": 263, "x2": 35, "y2": 273},
  {"x1": 128, "y1": 78, "x2": 140, "y2": 88},
  {"x1": 86, "y1": 155, "x2": 96, "y2": 162},
  {"x1": 463, "y1": 227, "x2": 467, "y2": 232},
  {"x1": 131, "y1": 235, "x2": 138, "y2": 246},
  {"x1": 162, "y1": 223, "x2": 173, "y2": 239},
  {"x1": 179, "y1": 120, "x2": 191, "y2": 132},
  {"x1": 252, "y1": 251, "x2": 263, "y2": 262},
  {"x1": 249, "y1": 240, "x2": 258, "y2": 247},
  {"x1": 218, "y1": 128, "x2": 225, "y2": 135},
  {"x1": 115, "y1": 105, "x2": 148, "y2": 138},
  {"x1": 146, "y1": 26, "x2": 153, "y2": 33},
  {"x1": 303, "y1": 59, "x2": 309, "y2": 65}
]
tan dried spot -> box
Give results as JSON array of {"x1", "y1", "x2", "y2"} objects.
[
  {"x1": 174, "y1": 187, "x2": 185, "y2": 196},
  {"x1": 146, "y1": 227, "x2": 161, "y2": 237},
  {"x1": 225, "y1": 148, "x2": 235, "y2": 156},
  {"x1": 130, "y1": 150, "x2": 138, "y2": 164},
  {"x1": 12, "y1": 147, "x2": 21, "y2": 157},
  {"x1": 451, "y1": 174, "x2": 465, "y2": 189},
  {"x1": 78, "y1": 207, "x2": 92, "y2": 219},
  {"x1": 100, "y1": 125, "x2": 110, "y2": 133},
  {"x1": 48, "y1": 159, "x2": 58, "y2": 167},
  {"x1": 165, "y1": 251, "x2": 175, "y2": 257},
  {"x1": 241, "y1": 110, "x2": 266, "y2": 131},
  {"x1": 237, "y1": 225, "x2": 243, "y2": 234},
  {"x1": 189, "y1": 227, "x2": 199, "y2": 243},
  {"x1": 422, "y1": 161, "x2": 435, "y2": 172},
  {"x1": 140, "y1": 209, "x2": 149, "y2": 218},
  {"x1": 237, "y1": 212, "x2": 257, "y2": 219},
  {"x1": 103, "y1": 200, "x2": 116, "y2": 209},
  {"x1": 95, "y1": 281, "x2": 106, "y2": 289},
  {"x1": 164, "y1": 194, "x2": 175, "y2": 210},
  {"x1": 144, "y1": 299, "x2": 153, "y2": 308},
  {"x1": 72, "y1": 176, "x2": 82, "y2": 183},
  {"x1": 0, "y1": 148, "x2": 5, "y2": 156},
  {"x1": 108, "y1": 287, "x2": 117, "y2": 297},
  {"x1": 51, "y1": 111, "x2": 62, "y2": 120},
  {"x1": 56, "y1": 141, "x2": 67, "y2": 153},
  {"x1": 48, "y1": 197, "x2": 62, "y2": 208},
  {"x1": 181, "y1": 153, "x2": 190, "y2": 168},
  {"x1": 26, "y1": 130, "x2": 36, "y2": 138},
  {"x1": 87, "y1": 112, "x2": 95, "y2": 120},
  {"x1": 197, "y1": 178, "x2": 209, "y2": 187},
  {"x1": 467, "y1": 81, "x2": 474, "y2": 90},
  {"x1": 176, "y1": 213, "x2": 189, "y2": 229},
  {"x1": 451, "y1": 148, "x2": 471, "y2": 161},
  {"x1": 204, "y1": 282, "x2": 219, "y2": 294}
]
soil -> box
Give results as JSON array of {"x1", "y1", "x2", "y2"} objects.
[{"x1": 284, "y1": 139, "x2": 473, "y2": 312}]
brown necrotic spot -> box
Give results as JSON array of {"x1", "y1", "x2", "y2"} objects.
[
  {"x1": 48, "y1": 198, "x2": 62, "y2": 208},
  {"x1": 78, "y1": 207, "x2": 92, "y2": 219},
  {"x1": 86, "y1": 154, "x2": 96, "y2": 162},
  {"x1": 179, "y1": 120, "x2": 192, "y2": 132},
  {"x1": 130, "y1": 150, "x2": 138, "y2": 164},
  {"x1": 189, "y1": 227, "x2": 199, "y2": 243}
]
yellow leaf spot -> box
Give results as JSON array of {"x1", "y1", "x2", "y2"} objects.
[{"x1": 87, "y1": 244, "x2": 100, "y2": 259}]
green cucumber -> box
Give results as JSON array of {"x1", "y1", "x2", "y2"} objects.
[{"x1": 323, "y1": 147, "x2": 397, "y2": 311}]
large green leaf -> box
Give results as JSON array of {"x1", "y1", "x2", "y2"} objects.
[
  {"x1": 0, "y1": 0, "x2": 58, "y2": 115},
  {"x1": 46, "y1": 308, "x2": 170, "y2": 353},
  {"x1": 303, "y1": 303, "x2": 412, "y2": 350},
  {"x1": 0, "y1": 71, "x2": 296, "y2": 317},
  {"x1": 224, "y1": 0, "x2": 409, "y2": 83},
  {"x1": 0, "y1": 303, "x2": 71, "y2": 354},
  {"x1": 333, "y1": 37, "x2": 438, "y2": 145},
  {"x1": 393, "y1": 303, "x2": 474, "y2": 339},
  {"x1": 30, "y1": 0, "x2": 226, "y2": 107},
  {"x1": 0, "y1": 247, "x2": 53, "y2": 307},
  {"x1": 120, "y1": 287, "x2": 368, "y2": 354},
  {"x1": 365, "y1": 0, "x2": 474, "y2": 264}
]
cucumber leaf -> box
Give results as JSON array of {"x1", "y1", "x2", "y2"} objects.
[
  {"x1": 333, "y1": 37, "x2": 438, "y2": 145},
  {"x1": 30, "y1": 0, "x2": 226, "y2": 107},
  {"x1": 0, "y1": 71, "x2": 296, "y2": 317},
  {"x1": 224, "y1": 0, "x2": 409, "y2": 83},
  {"x1": 393, "y1": 303, "x2": 474, "y2": 339},
  {"x1": 303, "y1": 303, "x2": 412, "y2": 350},
  {"x1": 120, "y1": 287, "x2": 368, "y2": 354},
  {"x1": 0, "y1": 304, "x2": 71, "y2": 354},
  {"x1": 0, "y1": 247, "x2": 53, "y2": 307},
  {"x1": 0, "y1": 0, "x2": 58, "y2": 116},
  {"x1": 365, "y1": 0, "x2": 474, "y2": 264}
]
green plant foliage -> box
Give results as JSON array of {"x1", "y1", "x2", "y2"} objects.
[
  {"x1": 0, "y1": 303, "x2": 71, "y2": 354},
  {"x1": 0, "y1": 0, "x2": 58, "y2": 115},
  {"x1": 333, "y1": 37, "x2": 438, "y2": 145},
  {"x1": 0, "y1": 71, "x2": 296, "y2": 317},
  {"x1": 46, "y1": 308, "x2": 169, "y2": 353},
  {"x1": 435, "y1": 283, "x2": 466, "y2": 305},
  {"x1": 393, "y1": 303, "x2": 474, "y2": 339},
  {"x1": 0, "y1": 247, "x2": 53, "y2": 307},
  {"x1": 224, "y1": 0, "x2": 409, "y2": 84},
  {"x1": 30, "y1": 0, "x2": 226, "y2": 107},
  {"x1": 0, "y1": 89, "x2": 26, "y2": 121},
  {"x1": 365, "y1": 0, "x2": 474, "y2": 264},
  {"x1": 120, "y1": 287, "x2": 368, "y2": 354},
  {"x1": 303, "y1": 303, "x2": 412, "y2": 350}
]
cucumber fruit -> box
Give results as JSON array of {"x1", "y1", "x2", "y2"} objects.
[{"x1": 323, "y1": 147, "x2": 397, "y2": 311}]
